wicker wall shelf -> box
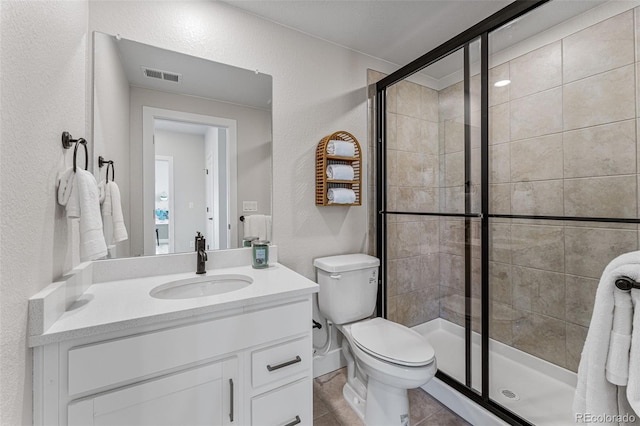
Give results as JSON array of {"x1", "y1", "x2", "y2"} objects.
[{"x1": 315, "y1": 131, "x2": 362, "y2": 206}]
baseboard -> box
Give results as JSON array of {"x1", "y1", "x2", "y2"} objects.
[{"x1": 313, "y1": 347, "x2": 345, "y2": 378}]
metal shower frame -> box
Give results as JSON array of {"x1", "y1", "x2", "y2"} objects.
[{"x1": 373, "y1": 0, "x2": 640, "y2": 423}]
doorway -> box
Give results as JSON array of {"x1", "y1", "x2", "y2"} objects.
[{"x1": 142, "y1": 107, "x2": 237, "y2": 255}]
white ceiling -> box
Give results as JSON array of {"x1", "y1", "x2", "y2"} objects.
[
  {"x1": 223, "y1": 0, "x2": 513, "y2": 67},
  {"x1": 224, "y1": 0, "x2": 609, "y2": 84}
]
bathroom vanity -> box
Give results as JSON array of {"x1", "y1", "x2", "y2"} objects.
[{"x1": 28, "y1": 248, "x2": 318, "y2": 426}]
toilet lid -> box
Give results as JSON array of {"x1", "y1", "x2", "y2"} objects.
[{"x1": 350, "y1": 318, "x2": 435, "y2": 367}]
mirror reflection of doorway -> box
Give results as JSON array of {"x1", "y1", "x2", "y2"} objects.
[
  {"x1": 153, "y1": 118, "x2": 231, "y2": 254},
  {"x1": 143, "y1": 107, "x2": 237, "y2": 256},
  {"x1": 154, "y1": 156, "x2": 174, "y2": 254}
]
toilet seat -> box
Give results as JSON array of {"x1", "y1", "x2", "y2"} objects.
[{"x1": 350, "y1": 318, "x2": 435, "y2": 367}]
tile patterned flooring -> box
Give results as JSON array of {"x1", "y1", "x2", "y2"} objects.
[{"x1": 313, "y1": 368, "x2": 471, "y2": 426}]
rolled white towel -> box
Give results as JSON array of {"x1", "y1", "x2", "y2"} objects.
[
  {"x1": 327, "y1": 140, "x2": 355, "y2": 157},
  {"x1": 327, "y1": 188, "x2": 356, "y2": 204},
  {"x1": 326, "y1": 164, "x2": 354, "y2": 181}
]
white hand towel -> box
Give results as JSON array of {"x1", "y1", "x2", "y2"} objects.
[
  {"x1": 327, "y1": 164, "x2": 354, "y2": 181},
  {"x1": 97, "y1": 180, "x2": 106, "y2": 205},
  {"x1": 327, "y1": 188, "x2": 356, "y2": 204},
  {"x1": 627, "y1": 289, "x2": 640, "y2": 414},
  {"x1": 75, "y1": 169, "x2": 108, "y2": 261},
  {"x1": 327, "y1": 140, "x2": 355, "y2": 157},
  {"x1": 244, "y1": 214, "x2": 270, "y2": 241},
  {"x1": 57, "y1": 168, "x2": 79, "y2": 218},
  {"x1": 102, "y1": 181, "x2": 128, "y2": 243},
  {"x1": 606, "y1": 289, "x2": 633, "y2": 385},
  {"x1": 574, "y1": 251, "x2": 640, "y2": 423}
]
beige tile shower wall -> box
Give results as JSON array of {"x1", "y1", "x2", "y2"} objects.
[
  {"x1": 383, "y1": 78, "x2": 443, "y2": 327},
  {"x1": 482, "y1": 8, "x2": 640, "y2": 372}
]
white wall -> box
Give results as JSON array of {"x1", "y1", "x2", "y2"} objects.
[
  {"x1": 155, "y1": 129, "x2": 207, "y2": 253},
  {"x1": 0, "y1": 1, "x2": 402, "y2": 422},
  {"x1": 89, "y1": 0, "x2": 400, "y2": 278},
  {"x1": 0, "y1": 2, "x2": 88, "y2": 424}
]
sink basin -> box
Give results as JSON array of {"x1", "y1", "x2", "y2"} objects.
[{"x1": 150, "y1": 274, "x2": 253, "y2": 300}]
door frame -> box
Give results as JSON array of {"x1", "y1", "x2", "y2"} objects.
[{"x1": 143, "y1": 106, "x2": 237, "y2": 256}]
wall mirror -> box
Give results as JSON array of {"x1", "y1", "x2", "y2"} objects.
[{"x1": 93, "y1": 32, "x2": 273, "y2": 258}]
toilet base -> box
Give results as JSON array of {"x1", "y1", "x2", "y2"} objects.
[
  {"x1": 343, "y1": 380, "x2": 366, "y2": 422},
  {"x1": 364, "y1": 377, "x2": 410, "y2": 426},
  {"x1": 343, "y1": 378, "x2": 410, "y2": 426}
]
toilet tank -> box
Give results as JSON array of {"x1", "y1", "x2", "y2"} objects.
[{"x1": 314, "y1": 254, "x2": 380, "y2": 325}]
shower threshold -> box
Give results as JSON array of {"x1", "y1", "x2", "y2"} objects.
[{"x1": 414, "y1": 318, "x2": 577, "y2": 426}]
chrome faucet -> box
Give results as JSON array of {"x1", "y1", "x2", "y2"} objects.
[{"x1": 195, "y1": 232, "x2": 207, "y2": 274}]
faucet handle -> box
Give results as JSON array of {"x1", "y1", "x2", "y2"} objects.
[{"x1": 195, "y1": 231, "x2": 205, "y2": 252}]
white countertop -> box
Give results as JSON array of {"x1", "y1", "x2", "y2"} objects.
[{"x1": 29, "y1": 262, "x2": 318, "y2": 347}]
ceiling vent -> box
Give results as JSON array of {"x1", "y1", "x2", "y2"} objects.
[{"x1": 141, "y1": 67, "x2": 182, "y2": 84}]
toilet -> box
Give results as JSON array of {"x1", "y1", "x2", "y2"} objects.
[{"x1": 314, "y1": 254, "x2": 437, "y2": 426}]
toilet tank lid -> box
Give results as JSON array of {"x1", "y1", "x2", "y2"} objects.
[{"x1": 313, "y1": 254, "x2": 380, "y2": 273}]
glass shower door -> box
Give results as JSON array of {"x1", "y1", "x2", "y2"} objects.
[{"x1": 381, "y1": 38, "x2": 482, "y2": 391}]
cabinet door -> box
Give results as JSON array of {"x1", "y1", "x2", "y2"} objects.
[{"x1": 68, "y1": 357, "x2": 238, "y2": 426}]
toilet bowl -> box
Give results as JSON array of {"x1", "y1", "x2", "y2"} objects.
[
  {"x1": 341, "y1": 318, "x2": 436, "y2": 389},
  {"x1": 314, "y1": 254, "x2": 437, "y2": 426}
]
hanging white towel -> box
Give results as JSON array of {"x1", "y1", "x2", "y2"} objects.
[
  {"x1": 57, "y1": 168, "x2": 79, "y2": 218},
  {"x1": 97, "y1": 179, "x2": 106, "y2": 204},
  {"x1": 574, "y1": 251, "x2": 640, "y2": 424},
  {"x1": 101, "y1": 181, "x2": 128, "y2": 243},
  {"x1": 327, "y1": 188, "x2": 356, "y2": 204},
  {"x1": 74, "y1": 169, "x2": 108, "y2": 261},
  {"x1": 628, "y1": 289, "x2": 640, "y2": 414},
  {"x1": 606, "y1": 290, "x2": 633, "y2": 385},
  {"x1": 326, "y1": 164, "x2": 355, "y2": 181},
  {"x1": 243, "y1": 214, "x2": 271, "y2": 242},
  {"x1": 327, "y1": 140, "x2": 355, "y2": 157}
]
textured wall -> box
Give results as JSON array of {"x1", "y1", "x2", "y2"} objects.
[
  {"x1": 0, "y1": 1, "x2": 403, "y2": 421},
  {"x1": 88, "y1": 1, "x2": 402, "y2": 280},
  {"x1": 0, "y1": 1, "x2": 88, "y2": 424}
]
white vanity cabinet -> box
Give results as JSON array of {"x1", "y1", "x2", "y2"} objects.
[
  {"x1": 67, "y1": 357, "x2": 238, "y2": 426},
  {"x1": 33, "y1": 296, "x2": 314, "y2": 426}
]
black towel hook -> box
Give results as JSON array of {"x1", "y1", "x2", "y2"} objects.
[
  {"x1": 98, "y1": 156, "x2": 115, "y2": 182},
  {"x1": 61, "y1": 132, "x2": 88, "y2": 172},
  {"x1": 615, "y1": 276, "x2": 640, "y2": 291}
]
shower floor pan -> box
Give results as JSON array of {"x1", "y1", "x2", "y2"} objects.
[{"x1": 414, "y1": 319, "x2": 577, "y2": 426}]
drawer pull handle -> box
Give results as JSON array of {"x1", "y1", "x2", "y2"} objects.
[
  {"x1": 283, "y1": 415, "x2": 301, "y2": 426},
  {"x1": 229, "y1": 378, "x2": 234, "y2": 422},
  {"x1": 266, "y1": 355, "x2": 302, "y2": 372}
]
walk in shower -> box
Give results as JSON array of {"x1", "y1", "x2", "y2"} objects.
[{"x1": 373, "y1": 1, "x2": 640, "y2": 424}]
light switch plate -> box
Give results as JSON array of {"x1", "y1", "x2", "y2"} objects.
[{"x1": 243, "y1": 201, "x2": 258, "y2": 212}]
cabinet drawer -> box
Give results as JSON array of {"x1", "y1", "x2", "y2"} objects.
[
  {"x1": 68, "y1": 299, "x2": 310, "y2": 396},
  {"x1": 251, "y1": 378, "x2": 312, "y2": 426},
  {"x1": 252, "y1": 336, "x2": 311, "y2": 389}
]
